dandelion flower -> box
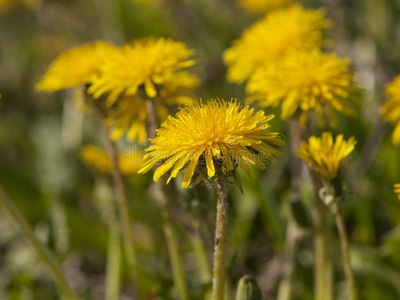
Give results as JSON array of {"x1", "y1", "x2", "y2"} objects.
[
  {"x1": 395, "y1": 183, "x2": 400, "y2": 200},
  {"x1": 138, "y1": 99, "x2": 285, "y2": 188},
  {"x1": 297, "y1": 132, "x2": 357, "y2": 180},
  {"x1": 88, "y1": 37, "x2": 197, "y2": 106},
  {"x1": 223, "y1": 5, "x2": 329, "y2": 83},
  {"x1": 240, "y1": 0, "x2": 292, "y2": 13},
  {"x1": 247, "y1": 49, "x2": 359, "y2": 128},
  {"x1": 381, "y1": 75, "x2": 400, "y2": 146},
  {"x1": 36, "y1": 42, "x2": 119, "y2": 92},
  {"x1": 80, "y1": 145, "x2": 143, "y2": 175}
]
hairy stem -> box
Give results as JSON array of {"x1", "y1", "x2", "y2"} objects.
[
  {"x1": 0, "y1": 187, "x2": 78, "y2": 300},
  {"x1": 336, "y1": 210, "x2": 357, "y2": 300},
  {"x1": 211, "y1": 179, "x2": 228, "y2": 300}
]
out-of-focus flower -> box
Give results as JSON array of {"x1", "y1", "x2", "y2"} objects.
[
  {"x1": 240, "y1": 0, "x2": 292, "y2": 13},
  {"x1": 223, "y1": 5, "x2": 329, "y2": 83},
  {"x1": 247, "y1": 49, "x2": 360, "y2": 128},
  {"x1": 36, "y1": 42, "x2": 119, "y2": 92},
  {"x1": 88, "y1": 37, "x2": 197, "y2": 106},
  {"x1": 106, "y1": 72, "x2": 198, "y2": 145},
  {"x1": 106, "y1": 96, "x2": 170, "y2": 145},
  {"x1": 395, "y1": 183, "x2": 400, "y2": 200},
  {"x1": 381, "y1": 75, "x2": 400, "y2": 146},
  {"x1": 297, "y1": 132, "x2": 357, "y2": 180},
  {"x1": 139, "y1": 99, "x2": 285, "y2": 188},
  {"x1": 80, "y1": 145, "x2": 143, "y2": 175}
]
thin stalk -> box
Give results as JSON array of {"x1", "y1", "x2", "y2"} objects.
[
  {"x1": 106, "y1": 222, "x2": 121, "y2": 300},
  {"x1": 277, "y1": 219, "x2": 300, "y2": 300},
  {"x1": 311, "y1": 172, "x2": 333, "y2": 300},
  {"x1": 94, "y1": 107, "x2": 138, "y2": 282},
  {"x1": 211, "y1": 179, "x2": 228, "y2": 300},
  {"x1": 335, "y1": 210, "x2": 357, "y2": 300},
  {"x1": 191, "y1": 233, "x2": 211, "y2": 284},
  {"x1": 0, "y1": 187, "x2": 78, "y2": 300},
  {"x1": 146, "y1": 98, "x2": 189, "y2": 300}
]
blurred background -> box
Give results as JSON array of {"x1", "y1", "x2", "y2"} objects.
[{"x1": 1, "y1": 0, "x2": 400, "y2": 299}]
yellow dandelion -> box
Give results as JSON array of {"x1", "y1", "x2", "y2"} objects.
[
  {"x1": 223, "y1": 5, "x2": 329, "y2": 83},
  {"x1": 240, "y1": 0, "x2": 292, "y2": 13},
  {"x1": 36, "y1": 42, "x2": 119, "y2": 92},
  {"x1": 106, "y1": 96, "x2": 169, "y2": 145},
  {"x1": 88, "y1": 37, "x2": 197, "y2": 106},
  {"x1": 138, "y1": 99, "x2": 285, "y2": 188},
  {"x1": 247, "y1": 49, "x2": 359, "y2": 128},
  {"x1": 297, "y1": 132, "x2": 357, "y2": 181},
  {"x1": 381, "y1": 75, "x2": 400, "y2": 146},
  {"x1": 80, "y1": 145, "x2": 143, "y2": 175},
  {"x1": 395, "y1": 183, "x2": 400, "y2": 200}
]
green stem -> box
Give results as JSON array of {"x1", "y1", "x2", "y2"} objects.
[
  {"x1": 106, "y1": 222, "x2": 121, "y2": 300},
  {"x1": 311, "y1": 173, "x2": 333, "y2": 300},
  {"x1": 95, "y1": 108, "x2": 138, "y2": 283},
  {"x1": 146, "y1": 98, "x2": 189, "y2": 299},
  {"x1": 0, "y1": 187, "x2": 78, "y2": 300},
  {"x1": 277, "y1": 219, "x2": 300, "y2": 300},
  {"x1": 335, "y1": 210, "x2": 357, "y2": 300},
  {"x1": 211, "y1": 179, "x2": 228, "y2": 300},
  {"x1": 161, "y1": 193, "x2": 189, "y2": 300}
]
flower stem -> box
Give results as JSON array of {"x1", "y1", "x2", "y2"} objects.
[
  {"x1": 211, "y1": 178, "x2": 228, "y2": 300},
  {"x1": 311, "y1": 173, "x2": 333, "y2": 300},
  {"x1": 146, "y1": 98, "x2": 189, "y2": 299},
  {"x1": 106, "y1": 222, "x2": 121, "y2": 300},
  {"x1": 161, "y1": 189, "x2": 189, "y2": 300},
  {"x1": 335, "y1": 210, "x2": 357, "y2": 300},
  {"x1": 0, "y1": 187, "x2": 78, "y2": 300},
  {"x1": 95, "y1": 107, "x2": 138, "y2": 283}
]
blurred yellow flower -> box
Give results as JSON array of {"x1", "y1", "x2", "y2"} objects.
[
  {"x1": 88, "y1": 37, "x2": 197, "y2": 106},
  {"x1": 80, "y1": 145, "x2": 143, "y2": 175},
  {"x1": 381, "y1": 75, "x2": 400, "y2": 146},
  {"x1": 240, "y1": 0, "x2": 292, "y2": 13},
  {"x1": 297, "y1": 132, "x2": 357, "y2": 180},
  {"x1": 223, "y1": 5, "x2": 329, "y2": 83},
  {"x1": 395, "y1": 183, "x2": 400, "y2": 200},
  {"x1": 106, "y1": 72, "x2": 198, "y2": 144},
  {"x1": 247, "y1": 49, "x2": 359, "y2": 128},
  {"x1": 139, "y1": 99, "x2": 285, "y2": 188},
  {"x1": 36, "y1": 42, "x2": 119, "y2": 92}
]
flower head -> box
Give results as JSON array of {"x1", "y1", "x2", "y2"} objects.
[
  {"x1": 80, "y1": 145, "x2": 143, "y2": 175},
  {"x1": 223, "y1": 5, "x2": 329, "y2": 83},
  {"x1": 395, "y1": 183, "x2": 400, "y2": 200},
  {"x1": 139, "y1": 99, "x2": 285, "y2": 188},
  {"x1": 240, "y1": 0, "x2": 292, "y2": 13},
  {"x1": 36, "y1": 42, "x2": 119, "y2": 92},
  {"x1": 381, "y1": 75, "x2": 400, "y2": 146},
  {"x1": 88, "y1": 37, "x2": 197, "y2": 106},
  {"x1": 247, "y1": 49, "x2": 360, "y2": 128},
  {"x1": 297, "y1": 132, "x2": 357, "y2": 180}
]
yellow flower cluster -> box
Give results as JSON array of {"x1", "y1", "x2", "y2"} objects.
[
  {"x1": 381, "y1": 75, "x2": 400, "y2": 146},
  {"x1": 247, "y1": 49, "x2": 359, "y2": 127},
  {"x1": 36, "y1": 38, "x2": 199, "y2": 144},
  {"x1": 395, "y1": 183, "x2": 400, "y2": 200},
  {"x1": 80, "y1": 145, "x2": 143, "y2": 175},
  {"x1": 139, "y1": 99, "x2": 285, "y2": 188},
  {"x1": 224, "y1": 5, "x2": 329, "y2": 83},
  {"x1": 240, "y1": 0, "x2": 292, "y2": 13},
  {"x1": 36, "y1": 42, "x2": 119, "y2": 92},
  {"x1": 88, "y1": 37, "x2": 197, "y2": 106},
  {"x1": 297, "y1": 132, "x2": 357, "y2": 180}
]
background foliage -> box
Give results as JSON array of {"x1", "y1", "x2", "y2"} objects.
[{"x1": 1, "y1": 0, "x2": 400, "y2": 299}]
